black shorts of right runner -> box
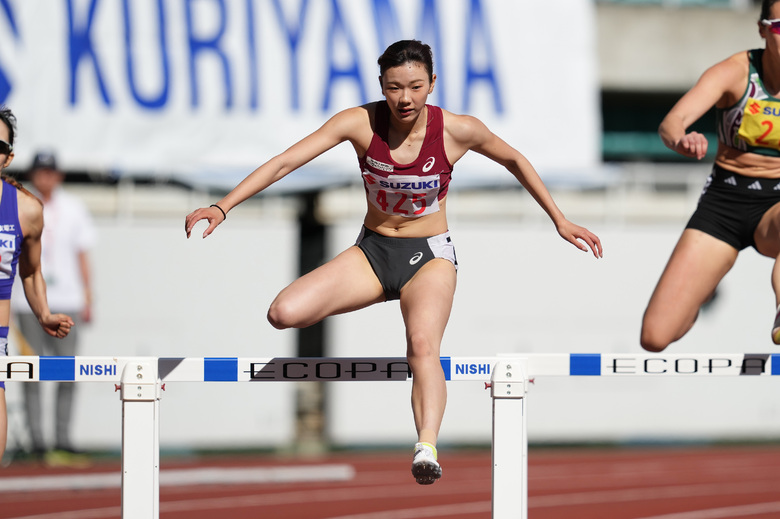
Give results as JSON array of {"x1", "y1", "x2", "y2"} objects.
[{"x1": 686, "y1": 164, "x2": 780, "y2": 251}]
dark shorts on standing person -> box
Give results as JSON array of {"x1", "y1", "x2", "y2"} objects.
[
  {"x1": 686, "y1": 164, "x2": 780, "y2": 251},
  {"x1": 356, "y1": 226, "x2": 458, "y2": 300}
]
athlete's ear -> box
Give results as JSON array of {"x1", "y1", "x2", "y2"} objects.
[
  {"x1": 378, "y1": 75, "x2": 384, "y2": 94},
  {"x1": 429, "y1": 74, "x2": 437, "y2": 94},
  {"x1": 2, "y1": 151, "x2": 13, "y2": 169}
]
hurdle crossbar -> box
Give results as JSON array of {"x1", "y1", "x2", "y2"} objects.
[
  {"x1": 4, "y1": 353, "x2": 780, "y2": 382},
  {"x1": 3, "y1": 353, "x2": 779, "y2": 519}
]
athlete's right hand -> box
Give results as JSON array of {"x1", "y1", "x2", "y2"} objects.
[
  {"x1": 185, "y1": 206, "x2": 225, "y2": 239},
  {"x1": 673, "y1": 132, "x2": 708, "y2": 160},
  {"x1": 40, "y1": 313, "x2": 75, "y2": 339}
]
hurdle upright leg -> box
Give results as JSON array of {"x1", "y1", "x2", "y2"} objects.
[
  {"x1": 491, "y1": 360, "x2": 528, "y2": 519},
  {"x1": 120, "y1": 360, "x2": 161, "y2": 519}
]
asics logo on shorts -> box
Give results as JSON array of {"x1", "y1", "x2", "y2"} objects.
[
  {"x1": 409, "y1": 252, "x2": 424, "y2": 265},
  {"x1": 422, "y1": 157, "x2": 435, "y2": 173}
]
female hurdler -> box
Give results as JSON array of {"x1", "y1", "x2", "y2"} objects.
[
  {"x1": 0, "y1": 106, "x2": 74, "y2": 460},
  {"x1": 642, "y1": 0, "x2": 780, "y2": 351},
  {"x1": 185, "y1": 40, "x2": 602, "y2": 484}
]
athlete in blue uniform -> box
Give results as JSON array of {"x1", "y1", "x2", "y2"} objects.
[
  {"x1": 0, "y1": 106, "x2": 74, "y2": 461},
  {"x1": 642, "y1": 0, "x2": 780, "y2": 351},
  {"x1": 186, "y1": 40, "x2": 602, "y2": 484}
]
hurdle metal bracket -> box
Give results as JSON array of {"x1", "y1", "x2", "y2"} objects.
[
  {"x1": 120, "y1": 361, "x2": 161, "y2": 401},
  {"x1": 490, "y1": 360, "x2": 527, "y2": 399}
]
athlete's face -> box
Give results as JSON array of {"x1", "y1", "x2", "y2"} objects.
[
  {"x1": 380, "y1": 62, "x2": 436, "y2": 124},
  {"x1": 760, "y1": 4, "x2": 780, "y2": 46},
  {"x1": 0, "y1": 123, "x2": 13, "y2": 171}
]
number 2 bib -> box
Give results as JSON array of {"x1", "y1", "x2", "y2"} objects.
[{"x1": 737, "y1": 97, "x2": 780, "y2": 152}]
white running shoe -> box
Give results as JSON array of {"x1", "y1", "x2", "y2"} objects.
[{"x1": 411, "y1": 442, "x2": 442, "y2": 485}]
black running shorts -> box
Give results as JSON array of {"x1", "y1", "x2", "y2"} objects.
[
  {"x1": 686, "y1": 164, "x2": 780, "y2": 251},
  {"x1": 356, "y1": 226, "x2": 457, "y2": 300}
]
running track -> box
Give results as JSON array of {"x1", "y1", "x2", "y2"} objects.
[{"x1": 2, "y1": 445, "x2": 780, "y2": 518}]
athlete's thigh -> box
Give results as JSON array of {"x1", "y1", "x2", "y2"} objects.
[
  {"x1": 273, "y1": 246, "x2": 385, "y2": 323},
  {"x1": 399, "y1": 259, "x2": 457, "y2": 345},
  {"x1": 754, "y1": 201, "x2": 780, "y2": 258},
  {"x1": 645, "y1": 229, "x2": 738, "y2": 325}
]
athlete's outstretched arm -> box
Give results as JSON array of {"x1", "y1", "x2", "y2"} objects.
[
  {"x1": 185, "y1": 106, "x2": 369, "y2": 238},
  {"x1": 445, "y1": 112, "x2": 602, "y2": 258},
  {"x1": 17, "y1": 193, "x2": 74, "y2": 338}
]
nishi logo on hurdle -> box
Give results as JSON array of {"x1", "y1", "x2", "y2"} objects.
[{"x1": 2, "y1": 353, "x2": 778, "y2": 519}]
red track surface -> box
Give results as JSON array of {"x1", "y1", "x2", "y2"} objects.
[{"x1": 2, "y1": 445, "x2": 780, "y2": 518}]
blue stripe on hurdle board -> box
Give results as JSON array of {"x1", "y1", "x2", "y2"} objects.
[
  {"x1": 570, "y1": 353, "x2": 601, "y2": 376},
  {"x1": 441, "y1": 357, "x2": 451, "y2": 381},
  {"x1": 204, "y1": 357, "x2": 238, "y2": 381},
  {"x1": 40, "y1": 356, "x2": 75, "y2": 381}
]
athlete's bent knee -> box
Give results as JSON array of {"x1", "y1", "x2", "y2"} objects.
[{"x1": 267, "y1": 300, "x2": 298, "y2": 330}]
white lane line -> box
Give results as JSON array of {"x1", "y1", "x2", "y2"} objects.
[
  {"x1": 160, "y1": 480, "x2": 489, "y2": 512},
  {"x1": 634, "y1": 501, "x2": 780, "y2": 519},
  {"x1": 322, "y1": 501, "x2": 491, "y2": 519},
  {"x1": 4, "y1": 480, "x2": 490, "y2": 519},
  {"x1": 0, "y1": 473, "x2": 119, "y2": 492},
  {"x1": 12, "y1": 496, "x2": 780, "y2": 519},
  {"x1": 531, "y1": 461, "x2": 780, "y2": 489},
  {"x1": 8, "y1": 474, "x2": 780, "y2": 519},
  {"x1": 0, "y1": 464, "x2": 355, "y2": 492},
  {"x1": 530, "y1": 480, "x2": 780, "y2": 508},
  {"x1": 3, "y1": 508, "x2": 120, "y2": 519}
]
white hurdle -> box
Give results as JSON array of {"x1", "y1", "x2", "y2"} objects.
[{"x1": 3, "y1": 352, "x2": 779, "y2": 519}]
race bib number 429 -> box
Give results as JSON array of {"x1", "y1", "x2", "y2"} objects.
[
  {"x1": 738, "y1": 97, "x2": 780, "y2": 150},
  {"x1": 363, "y1": 171, "x2": 441, "y2": 217}
]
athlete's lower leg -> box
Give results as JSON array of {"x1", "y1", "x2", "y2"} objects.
[
  {"x1": 407, "y1": 341, "x2": 446, "y2": 485},
  {"x1": 771, "y1": 256, "x2": 780, "y2": 344},
  {"x1": 399, "y1": 260, "x2": 455, "y2": 485}
]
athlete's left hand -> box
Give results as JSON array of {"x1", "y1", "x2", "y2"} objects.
[{"x1": 556, "y1": 220, "x2": 603, "y2": 258}]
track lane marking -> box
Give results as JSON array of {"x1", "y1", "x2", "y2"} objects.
[
  {"x1": 635, "y1": 501, "x2": 780, "y2": 518},
  {"x1": 0, "y1": 464, "x2": 355, "y2": 492},
  {"x1": 3, "y1": 480, "x2": 490, "y2": 519},
  {"x1": 530, "y1": 480, "x2": 780, "y2": 507},
  {"x1": 322, "y1": 501, "x2": 491, "y2": 518}
]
